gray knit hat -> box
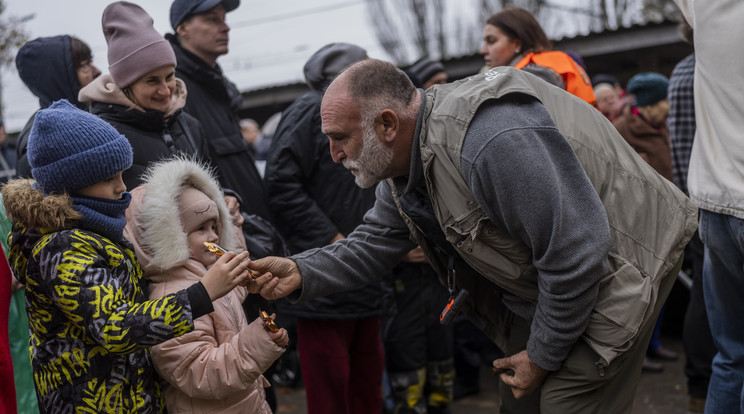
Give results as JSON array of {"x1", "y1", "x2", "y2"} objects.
[
  {"x1": 28, "y1": 99, "x2": 133, "y2": 194},
  {"x1": 303, "y1": 43, "x2": 367, "y2": 91},
  {"x1": 103, "y1": 1, "x2": 177, "y2": 88},
  {"x1": 405, "y1": 57, "x2": 445, "y2": 88}
]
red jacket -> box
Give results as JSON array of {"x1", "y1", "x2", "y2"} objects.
[{"x1": 0, "y1": 246, "x2": 18, "y2": 414}]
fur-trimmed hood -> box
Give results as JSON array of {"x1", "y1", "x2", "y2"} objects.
[
  {"x1": 124, "y1": 157, "x2": 239, "y2": 275},
  {"x1": 2, "y1": 178, "x2": 81, "y2": 231}
]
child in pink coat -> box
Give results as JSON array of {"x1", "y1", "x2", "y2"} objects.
[{"x1": 124, "y1": 158, "x2": 288, "y2": 414}]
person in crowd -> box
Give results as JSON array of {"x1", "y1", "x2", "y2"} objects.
[
  {"x1": 612, "y1": 72, "x2": 673, "y2": 182},
  {"x1": 166, "y1": 0, "x2": 271, "y2": 220},
  {"x1": 1, "y1": 100, "x2": 254, "y2": 413},
  {"x1": 124, "y1": 157, "x2": 288, "y2": 413},
  {"x1": 480, "y1": 7, "x2": 595, "y2": 105},
  {"x1": 78, "y1": 1, "x2": 211, "y2": 193},
  {"x1": 263, "y1": 42, "x2": 386, "y2": 414},
  {"x1": 611, "y1": 72, "x2": 678, "y2": 373},
  {"x1": 404, "y1": 56, "x2": 448, "y2": 90},
  {"x1": 673, "y1": 1, "x2": 744, "y2": 413},
  {"x1": 593, "y1": 83, "x2": 620, "y2": 121},
  {"x1": 240, "y1": 118, "x2": 260, "y2": 154},
  {"x1": 14, "y1": 35, "x2": 101, "y2": 178},
  {"x1": 591, "y1": 73, "x2": 624, "y2": 95},
  {"x1": 248, "y1": 60, "x2": 697, "y2": 414},
  {"x1": 667, "y1": 18, "x2": 714, "y2": 414}
]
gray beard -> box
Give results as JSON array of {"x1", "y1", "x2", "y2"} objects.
[{"x1": 342, "y1": 123, "x2": 394, "y2": 188}]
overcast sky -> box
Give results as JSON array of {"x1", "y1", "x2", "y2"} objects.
[
  {"x1": 1, "y1": 0, "x2": 613, "y2": 132},
  {"x1": 1, "y1": 0, "x2": 391, "y2": 131}
]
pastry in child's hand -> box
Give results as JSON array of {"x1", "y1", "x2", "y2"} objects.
[
  {"x1": 204, "y1": 242, "x2": 257, "y2": 278},
  {"x1": 204, "y1": 241, "x2": 227, "y2": 257},
  {"x1": 259, "y1": 310, "x2": 280, "y2": 333}
]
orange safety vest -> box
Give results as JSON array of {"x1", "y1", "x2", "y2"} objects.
[{"x1": 514, "y1": 51, "x2": 597, "y2": 107}]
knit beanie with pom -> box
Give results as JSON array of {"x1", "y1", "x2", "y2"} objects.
[
  {"x1": 28, "y1": 99, "x2": 133, "y2": 194},
  {"x1": 103, "y1": 1, "x2": 177, "y2": 88}
]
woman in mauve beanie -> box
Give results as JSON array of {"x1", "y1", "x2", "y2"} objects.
[
  {"x1": 103, "y1": 1, "x2": 177, "y2": 89},
  {"x1": 78, "y1": 1, "x2": 215, "y2": 192}
]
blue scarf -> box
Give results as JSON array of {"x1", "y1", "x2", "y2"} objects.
[{"x1": 71, "y1": 192, "x2": 132, "y2": 242}]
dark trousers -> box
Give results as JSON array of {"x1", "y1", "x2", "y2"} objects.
[
  {"x1": 297, "y1": 316, "x2": 384, "y2": 414},
  {"x1": 682, "y1": 231, "x2": 716, "y2": 399},
  {"x1": 383, "y1": 263, "x2": 455, "y2": 413}
]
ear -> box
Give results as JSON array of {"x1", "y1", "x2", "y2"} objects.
[
  {"x1": 176, "y1": 22, "x2": 189, "y2": 40},
  {"x1": 377, "y1": 109, "x2": 399, "y2": 143}
]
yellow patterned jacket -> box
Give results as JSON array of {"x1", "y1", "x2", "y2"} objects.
[{"x1": 2, "y1": 179, "x2": 199, "y2": 413}]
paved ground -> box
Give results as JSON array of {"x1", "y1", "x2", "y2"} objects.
[{"x1": 272, "y1": 334, "x2": 689, "y2": 414}]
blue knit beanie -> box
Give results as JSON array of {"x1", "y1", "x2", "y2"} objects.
[
  {"x1": 28, "y1": 99, "x2": 133, "y2": 194},
  {"x1": 626, "y1": 72, "x2": 669, "y2": 107}
]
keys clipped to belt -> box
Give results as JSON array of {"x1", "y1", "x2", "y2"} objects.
[{"x1": 440, "y1": 256, "x2": 469, "y2": 325}]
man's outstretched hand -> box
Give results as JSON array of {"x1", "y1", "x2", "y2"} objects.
[
  {"x1": 247, "y1": 256, "x2": 302, "y2": 300},
  {"x1": 493, "y1": 350, "x2": 549, "y2": 399}
]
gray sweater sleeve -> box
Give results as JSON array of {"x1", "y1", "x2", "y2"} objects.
[
  {"x1": 461, "y1": 94, "x2": 611, "y2": 371},
  {"x1": 291, "y1": 181, "x2": 417, "y2": 301}
]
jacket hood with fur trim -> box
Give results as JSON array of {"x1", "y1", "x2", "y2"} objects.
[{"x1": 124, "y1": 157, "x2": 239, "y2": 275}]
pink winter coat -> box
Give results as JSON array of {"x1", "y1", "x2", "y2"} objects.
[
  {"x1": 123, "y1": 158, "x2": 286, "y2": 413},
  {"x1": 148, "y1": 262, "x2": 284, "y2": 414}
]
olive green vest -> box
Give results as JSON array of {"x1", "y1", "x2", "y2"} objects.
[{"x1": 393, "y1": 67, "x2": 697, "y2": 365}]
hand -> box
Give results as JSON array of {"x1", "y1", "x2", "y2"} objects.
[
  {"x1": 224, "y1": 195, "x2": 244, "y2": 227},
  {"x1": 201, "y1": 251, "x2": 252, "y2": 301},
  {"x1": 329, "y1": 233, "x2": 344, "y2": 243},
  {"x1": 11, "y1": 275, "x2": 24, "y2": 292},
  {"x1": 248, "y1": 256, "x2": 302, "y2": 300},
  {"x1": 493, "y1": 350, "x2": 549, "y2": 399},
  {"x1": 402, "y1": 246, "x2": 427, "y2": 263},
  {"x1": 266, "y1": 313, "x2": 289, "y2": 347}
]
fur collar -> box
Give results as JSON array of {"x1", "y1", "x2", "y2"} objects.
[
  {"x1": 1, "y1": 179, "x2": 81, "y2": 230},
  {"x1": 125, "y1": 157, "x2": 238, "y2": 273}
]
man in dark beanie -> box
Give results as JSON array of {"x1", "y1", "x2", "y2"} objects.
[
  {"x1": 405, "y1": 56, "x2": 448, "y2": 89},
  {"x1": 165, "y1": 0, "x2": 271, "y2": 221}
]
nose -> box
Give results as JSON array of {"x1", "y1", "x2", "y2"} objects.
[
  {"x1": 480, "y1": 42, "x2": 487, "y2": 56},
  {"x1": 157, "y1": 80, "x2": 172, "y2": 96},
  {"x1": 329, "y1": 140, "x2": 346, "y2": 164},
  {"x1": 92, "y1": 65, "x2": 102, "y2": 79},
  {"x1": 115, "y1": 175, "x2": 127, "y2": 194}
]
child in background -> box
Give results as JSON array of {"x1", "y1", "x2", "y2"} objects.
[
  {"x1": 1, "y1": 100, "x2": 253, "y2": 413},
  {"x1": 124, "y1": 157, "x2": 288, "y2": 414}
]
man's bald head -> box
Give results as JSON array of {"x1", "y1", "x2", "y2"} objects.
[{"x1": 326, "y1": 59, "x2": 418, "y2": 123}]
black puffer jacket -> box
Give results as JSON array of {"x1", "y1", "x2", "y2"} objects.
[
  {"x1": 91, "y1": 102, "x2": 209, "y2": 190},
  {"x1": 167, "y1": 34, "x2": 271, "y2": 221},
  {"x1": 264, "y1": 90, "x2": 383, "y2": 319}
]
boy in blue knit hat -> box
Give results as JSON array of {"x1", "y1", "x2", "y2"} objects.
[{"x1": 1, "y1": 99, "x2": 257, "y2": 413}]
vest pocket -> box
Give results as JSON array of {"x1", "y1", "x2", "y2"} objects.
[{"x1": 583, "y1": 253, "x2": 652, "y2": 362}]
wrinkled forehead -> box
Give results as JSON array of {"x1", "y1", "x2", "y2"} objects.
[{"x1": 321, "y1": 84, "x2": 360, "y2": 132}]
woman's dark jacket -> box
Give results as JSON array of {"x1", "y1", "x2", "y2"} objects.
[{"x1": 90, "y1": 102, "x2": 210, "y2": 191}]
